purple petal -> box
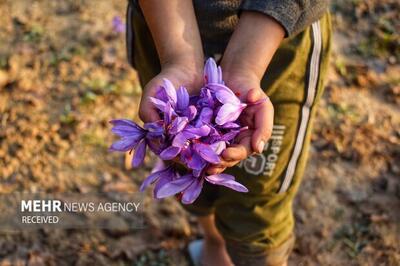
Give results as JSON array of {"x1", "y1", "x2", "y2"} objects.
[
  {"x1": 109, "y1": 137, "x2": 140, "y2": 152},
  {"x1": 159, "y1": 146, "x2": 181, "y2": 160},
  {"x1": 176, "y1": 86, "x2": 189, "y2": 111},
  {"x1": 132, "y1": 139, "x2": 146, "y2": 167},
  {"x1": 153, "y1": 169, "x2": 175, "y2": 198},
  {"x1": 183, "y1": 105, "x2": 197, "y2": 121},
  {"x1": 110, "y1": 119, "x2": 142, "y2": 128},
  {"x1": 195, "y1": 107, "x2": 213, "y2": 127},
  {"x1": 210, "y1": 141, "x2": 226, "y2": 155},
  {"x1": 194, "y1": 143, "x2": 220, "y2": 164},
  {"x1": 204, "y1": 58, "x2": 221, "y2": 84},
  {"x1": 151, "y1": 158, "x2": 166, "y2": 173},
  {"x1": 169, "y1": 116, "x2": 189, "y2": 135},
  {"x1": 144, "y1": 121, "x2": 164, "y2": 139},
  {"x1": 139, "y1": 159, "x2": 173, "y2": 192},
  {"x1": 172, "y1": 125, "x2": 211, "y2": 148},
  {"x1": 214, "y1": 84, "x2": 241, "y2": 105},
  {"x1": 172, "y1": 132, "x2": 190, "y2": 148},
  {"x1": 149, "y1": 97, "x2": 166, "y2": 111},
  {"x1": 205, "y1": 174, "x2": 248, "y2": 192},
  {"x1": 164, "y1": 102, "x2": 173, "y2": 125},
  {"x1": 140, "y1": 167, "x2": 166, "y2": 191},
  {"x1": 156, "y1": 174, "x2": 194, "y2": 198},
  {"x1": 198, "y1": 88, "x2": 215, "y2": 108},
  {"x1": 221, "y1": 122, "x2": 240, "y2": 129},
  {"x1": 192, "y1": 169, "x2": 202, "y2": 177},
  {"x1": 155, "y1": 86, "x2": 169, "y2": 102},
  {"x1": 215, "y1": 103, "x2": 245, "y2": 125},
  {"x1": 181, "y1": 177, "x2": 204, "y2": 204},
  {"x1": 217, "y1": 66, "x2": 223, "y2": 84},
  {"x1": 205, "y1": 173, "x2": 234, "y2": 182},
  {"x1": 112, "y1": 16, "x2": 125, "y2": 33},
  {"x1": 162, "y1": 78, "x2": 177, "y2": 106},
  {"x1": 110, "y1": 119, "x2": 145, "y2": 137},
  {"x1": 221, "y1": 130, "x2": 240, "y2": 142},
  {"x1": 184, "y1": 125, "x2": 211, "y2": 137},
  {"x1": 185, "y1": 150, "x2": 207, "y2": 171}
]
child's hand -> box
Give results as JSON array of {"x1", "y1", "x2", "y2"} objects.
[
  {"x1": 139, "y1": 63, "x2": 203, "y2": 123},
  {"x1": 207, "y1": 72, "x2": 274, "y2": 175},
  {"x1": 206, "y1": 11, "x2": 284, "y2": 175}
]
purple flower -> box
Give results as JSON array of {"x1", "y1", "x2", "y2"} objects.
[
  {"x1": 193, "y1": 143, "x2": 220, "y2": 164},
  {"x1": 155, "y1": 172, "x2": 204, "y2": 204},
  {"x1": 109, "y1": 119, "x2": 147, "y2": 167},
  {"x1": 139, "y1": 160, "x2": 181, "y2": 198},
  {"x1": 211, "y1": 83, "x2": 247, "y2": 125},
  {"x1": 110, "y1": 58, "x2": 250, "y2": 204},
  {"x1": 197, "y1": 88, "x2": 215, "y2": 109},
  {"x1": 156, "y1": 174, "x2": 194, "y2": 198},
  {"x1": 181, "y1": 176, "x2": 204, "y2": 204},
  {"x1": 204, "y1": 58, "x2": 223, "y2": 85},
  {"x1": 173, "y1": 125, "x2": 211, "y2": 148},
  {"x1": 112, "y1": 16, "x2": 125, "y2": 33},
  {"x1": 110, "y1": 119, "x2": 166, "y2": 167},
  {"x1": 205, "y1": 174, "x2": 248, "y2": 192}
]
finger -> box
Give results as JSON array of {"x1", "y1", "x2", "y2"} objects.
[
  {"x1": 222, "y1": 136, "x2": 253, "y2": 161},
  {"x1": 221, "y1": 160, "x2": 241, "y2": 168},
  {"x1": 206, "y1": 166, "x2": 226, "y2": 175},
  {"x1": 252, "y1": 100, "x2": 274, "y2": 153},
  {"x1": 210, "y1": 158, "x2": 241, "y2": 170},
  {"x1": 222, "y1": 145, "x2": 248, "y2": 161},
  {"x1": 246, "y1": 88, "x2": 264, "y2": 103},
  {"x1": 139, "y1": 102, "x2": 160, "y2": 123}
]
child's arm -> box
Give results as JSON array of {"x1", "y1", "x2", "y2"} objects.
[
  {"x1": 207, "y1": 11, "x2": 285, "y2": 174},
  {"x1": 137, "y1": 0, "x2": 204, "y2": 122}
]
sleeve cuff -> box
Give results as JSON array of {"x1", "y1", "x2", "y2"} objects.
[{"x1": 239, "y1": 0, "x2": 303, "y2": 37}]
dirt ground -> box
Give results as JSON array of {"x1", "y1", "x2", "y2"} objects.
[{"x1": 0, "y1": 0, "x2": 399, "y2": 265}]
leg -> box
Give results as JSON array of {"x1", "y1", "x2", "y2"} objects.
[
  {"x1": 214, "y1": 13, "x2": 331, "y2": 266},
  {"x1": 198, "y1": 215, "x2": 233, "y2": 266}
]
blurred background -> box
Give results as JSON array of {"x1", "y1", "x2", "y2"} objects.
[{"x1": 0, "y1": 0, "x2": 399, "y2": 265}]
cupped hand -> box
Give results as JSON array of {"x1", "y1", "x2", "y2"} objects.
[
  {"x1": 207, "y1": 72, "x2": 274, "y2": 175},
  {"x1": 139, "y1": 62, "x2": 203, "y2": 123}
]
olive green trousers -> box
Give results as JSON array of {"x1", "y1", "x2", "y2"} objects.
[{"x1": 127, "y1": 3, "x2": 331, "y2": 264}]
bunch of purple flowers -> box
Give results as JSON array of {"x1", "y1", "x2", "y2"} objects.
[{"x1": 110, "y1": 58, "x2": 249, "y2": 204}]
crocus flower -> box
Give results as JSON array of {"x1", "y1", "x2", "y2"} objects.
[
  {"x1": 139, "y1": 161, "x2": 179, "y2": 198},
  {"x1": 205, "y1": 174, "x2": 248, "y2": 192},
  {"x1": 112, "y1": 16, "x2": 125, "y2": 33},
  {"x1": 110, "y1": 58, "x2": 250, "y2": 204},
  {"x1": 212, "y1": 83, "x2": 247, "y2": 125},
  {"x1": 109, "y1": 119, "x2": 147, "y2": 167},
  {"x1": 204, "y1": 58, "x2": 223, "y2": 85}
]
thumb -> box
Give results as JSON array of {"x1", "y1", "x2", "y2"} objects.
[
  {"x1": 139, "y1": 101, "x2": 161, "y2": 123},
  {"x1": 246, "y1": 88, "x2": 264, "y2": 103}
]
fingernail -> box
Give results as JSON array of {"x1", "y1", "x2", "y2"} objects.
[{"x1": 257, "y1": 141, "x2": 265, "y2": 153}]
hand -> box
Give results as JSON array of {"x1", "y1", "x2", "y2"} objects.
[
  {"x1": 206, "y1": 11, "x2": 283, "y2": 175},
  {"x1": 139, "y1": 61, "x2": 203, "y2": 123},
  {"x1": 207, "y1": 72, "x2": 274, "y2": 175},
  {"x1": 138, "y1": 0, "x2": 204, "y2": 122}
]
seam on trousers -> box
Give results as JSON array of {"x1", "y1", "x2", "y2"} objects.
[
  {"x1": 278, "y1": 20, "x2": 322, "y2": 193},
  {"x1": 126, "y1": 0, "x2": 135, "y2": 68}
]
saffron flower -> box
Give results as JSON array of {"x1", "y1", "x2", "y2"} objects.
[
  {"x1": 112, "y1": 16, "x2": 125, "y2": 33},
  {"x1": 110, "y1": 58, "x2": 249, "y2": 204}
]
